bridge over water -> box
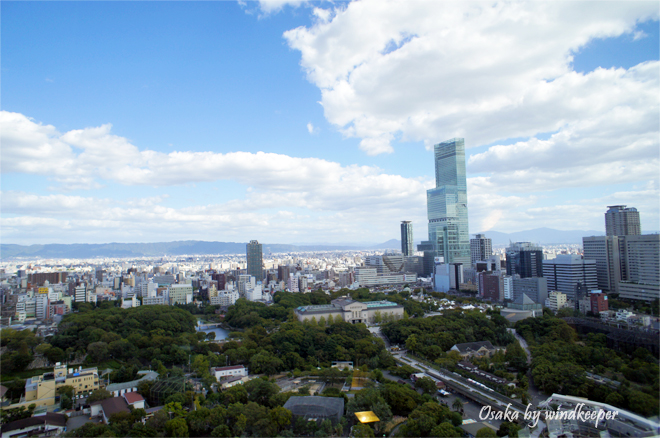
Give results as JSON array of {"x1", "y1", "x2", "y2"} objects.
[{"x1": 197, "y1": 322, "x2": 224, "y2": 330}]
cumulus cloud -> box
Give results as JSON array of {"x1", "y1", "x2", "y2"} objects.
[
  {"x1": 284, "y1": 0, "x2": 658, "y2": 156},
  {"x1": 0, "y1": 111, "x2": 428, "y2": 199},
  {"x1": 306, "y1": 122, "x2": 318, "y2": 134},
  {"x1": 0, "y1": 111, "x2": 435, "y2": 243}
]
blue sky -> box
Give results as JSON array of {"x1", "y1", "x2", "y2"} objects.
[{"x1": 2, "y1": 1, "x2": 658, "y2": 245}]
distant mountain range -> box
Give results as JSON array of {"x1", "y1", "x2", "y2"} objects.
[
  {"x1": 0, "y1": 240, "x2": 400, "y2": 260},
  {"x1": 3, "y1": 228, "x2": 656, "y2": 259}
]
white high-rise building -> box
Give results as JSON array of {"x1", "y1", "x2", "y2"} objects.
[
  {"x1": 542, "y1": 255, "x2": 597, "y2": 300},
  {"x1": 36, "y1": 294, "x2": 50, "y2": 320},
  {"x1": 74, "y1": 285, "x2": 87, "y2": 303},
  {"x1": 502, "y1": 276, "x2": 513, "y2": 300},
  {"x1": 287, "y1": 274, "x2": 299, "y2": 292}
]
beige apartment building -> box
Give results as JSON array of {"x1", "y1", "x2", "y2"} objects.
[{"x1": 22, "y1": 363, "x2": 100, "y2": 407}]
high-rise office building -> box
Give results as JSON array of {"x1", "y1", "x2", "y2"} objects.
[
  {"x1": 542, "y1": 254, "x2": 597, "y2": 300},
  {"x1": 582, "y1": 236, "x2": 623, "y2": 293},
  {"x1": 400, "y1": 221, "x2": 414, "y2": 257},
  {"x1": 506, "y1": 242, "x2": 543, "y2": 278},
  {"x1": 605, "y1": 205, "x2": 641, "y2": 236},
  {"x1": 418, "y1": 138, "x2": 470, "y2": 266},
  {"x1": 246, "y1": 240, "x2": 263, "y2": 281},
  {"x1": 582, "y1": 234, "x2": 659, "y2": 301},
  {"x1": 470, "y1": 234, "x2": 492, "y2": 266}
]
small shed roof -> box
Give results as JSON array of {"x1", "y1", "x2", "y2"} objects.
[{"x1": 355, "y1": 411, "x2": 380, "y2": 423}]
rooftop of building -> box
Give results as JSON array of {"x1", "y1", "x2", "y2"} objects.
[
  {"x1": 0, "y1": 412, "x2": 67, "y2": 434},
  {"x1": 451, "y1": 341, "x2": 495, "y2": 354}
]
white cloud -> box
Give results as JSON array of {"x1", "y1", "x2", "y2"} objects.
[
  {"x1": 257, "y1": 0, "x2": 308, "y2": 14},
  {"x1": 0, "y1": 111, "x2": 435, "y2": 243},
  {"x1": 306, "y1": 122, "x2": 318, "y2": 134},
  {"x1": 284, "y1": 0, "x2": 658, "y2": 155}
]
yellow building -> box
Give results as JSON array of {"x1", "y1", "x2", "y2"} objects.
[{"x1": 23, "y1": 363, "x2": 100, "y2": 407}]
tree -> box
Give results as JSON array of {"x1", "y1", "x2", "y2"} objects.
[
  {"x1": 60, "y1": 394, "x2": 73, "y2": 410},
  {"x1": 87, "y1": 341, "x2": 109, "y2": 363},
  {"x1": 57, "y1": 385, "x2": 75, "y2": 399},
  {"x1": 497, "y1": 422, "x2": 521, "y2": 438},
  {"x1": 415, "y1": 377, "x2": 437, "y2": 395},
  {"x1": 245, "y1": 377, "x2": 280, "y2": 406},
  {"x1": 430, "y1": 422, "x2": 462, "y2": 438},
  {"x1": 250, "y1": 351, "x2": 284, "y2": 376},
  {"x1": 476, "y1": 426, "x2": 498, "y2": 437},
  {"x1": 87, "y1": 389, "x2": 112, "y2": 403},
  {"x1": 45, "y1": 346, "x2": 65, "y2": 364},
  {"x1": 505, "y1": 341, "x2": 528, "y2": 371},
  {"x1": 405, "y1": 334, "x2": 418, "y2": 353},
  {"x1": 210, "y1": 425, "x2": 231, "y2": 437},
  {"x1": 35, "y1": 343, "x2": 52, "y2": 356},
  {"x1": 269, "y1": 406, "x2": 292, "y2": 432},
  {"x1": 352, "y1": 423, "x2": 374, "y2": 437},
  {"x1": 165, "y1": 417, "x2": 189, "y2": 437},
  {"x1": 452, "y1": 398, "x2": 463, "y2": 412}
]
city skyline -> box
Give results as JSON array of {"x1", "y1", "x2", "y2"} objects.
[{"x1": 2, "y1": 1, "x2": 659, "y2": 245}]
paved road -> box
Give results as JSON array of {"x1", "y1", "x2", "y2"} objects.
[
  {"x1": 508, "y1": 328, "x2": 532, "y2": 365},
  {"x1": 507, "y1": 328, "x2": 547, "y2": 407}
]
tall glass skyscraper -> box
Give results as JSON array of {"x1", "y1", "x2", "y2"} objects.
[
  {"x1": 421, "y1": 138, "x2": 470, "y2": 265},
  {"x1": 246, "y1": 240, "x2": 263, "y2": 281},
  {"x1": 400, "y1": 221, "x2": 414, "y2": 256}
]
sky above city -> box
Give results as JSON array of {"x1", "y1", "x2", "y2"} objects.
[{"x1": 2, "y1": 1, "x2": 659, "y2": 246}]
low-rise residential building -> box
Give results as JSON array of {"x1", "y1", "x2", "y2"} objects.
[
  {"x1": 449, "y1": 341, "x2": 497, "y2": 359},
  {"x1": 545, "y1": 291, "x2": 568, "y2": 311},
  {"x1": 211, "y1": 365, "x2": 248, "y2": 381}
]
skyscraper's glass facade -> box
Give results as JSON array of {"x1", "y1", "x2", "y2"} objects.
[
  {"x1": 400, "y1": 221, "x2": 414, "y2": 256},
  {"x1": 246, "y1": 240, "x2": 263, "y2": 281},
  {"x1": 424, "y1": 138, "x2": 470, "y2": 265}
]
